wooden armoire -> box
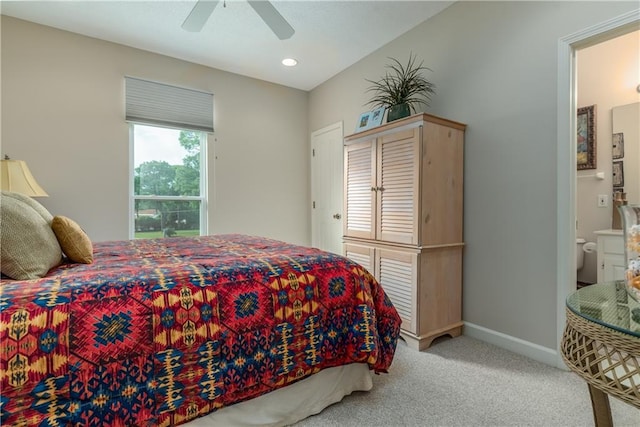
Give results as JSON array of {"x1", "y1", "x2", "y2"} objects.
[{"x1": 343, "y1": 113, "x2": 466, "y2": 350}]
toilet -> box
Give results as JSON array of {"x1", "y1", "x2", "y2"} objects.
[{"x1": 576, "y1": 238, "x2": 586, "y2": 270}]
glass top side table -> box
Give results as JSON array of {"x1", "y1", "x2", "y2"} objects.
[{"x1": 561, "y1": 282, "x2": 640, "y2": 427}]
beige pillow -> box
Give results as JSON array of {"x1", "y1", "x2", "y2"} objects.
[
  {"x1": 2, "y1": 190, "x2": 53, "y2": 222},
  {"x1": 51, "y1": 215, "x2": 93, "y2": 264},
  {"x1": 0, "y1": 192, "x2": 63, "y2": 280}
]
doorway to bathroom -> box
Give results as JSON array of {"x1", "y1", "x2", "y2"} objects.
[
  {"x1": 575, "y1": 30, "x2": 640, "y2": 289},
  {"x1": 556, "y1": 9, "x2": 639, "y2": 368}
]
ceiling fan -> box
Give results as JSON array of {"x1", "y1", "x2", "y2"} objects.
[{"x1": 182, "y1": 0, "x2": 295, "y2": 40}]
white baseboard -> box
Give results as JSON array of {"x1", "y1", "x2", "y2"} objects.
[{"x1": 463, "y1": 322, "x2": 561, "y2": 367}]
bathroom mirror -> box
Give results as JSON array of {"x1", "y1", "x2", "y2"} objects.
[{"x1": 612, "y1": 102, "x2": 640, "y2": 204}]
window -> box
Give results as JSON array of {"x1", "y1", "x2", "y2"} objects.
[
  {"x1": 130, "y1": 124, "x2": 207, "y2": 238},
  {"x1": 125, "y1": 77, "x2": 213, "y2": 239}
]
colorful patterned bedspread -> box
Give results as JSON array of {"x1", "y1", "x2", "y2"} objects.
[{"x1": 0, "y1": 234, "x2": 401, "y2": 426}]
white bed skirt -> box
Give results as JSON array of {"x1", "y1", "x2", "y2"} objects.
[{"x1": 184, "y1": 363, "x2": 372, "y2": 427}]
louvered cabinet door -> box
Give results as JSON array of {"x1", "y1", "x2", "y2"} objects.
[
  {"x1": 376, "y1": 128, "x2": 420, "y2": 245},
  {"x1": 344, "y1": 140, "x2": 376, "y2": 240},
  {"x1": 376, "y1": 248, "x2": 418, "y2": 334},
  {"x1": 343, "y1": 243, "x2": 375, "y2": 277}
]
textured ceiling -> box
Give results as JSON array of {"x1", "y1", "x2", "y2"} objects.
[{"x1": 1, "y1": 1, "x2": 454, "y2": 90}]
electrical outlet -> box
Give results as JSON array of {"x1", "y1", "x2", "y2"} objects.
[{"x1": 598, "y1": 194, "x2": 608, "y2": 207}]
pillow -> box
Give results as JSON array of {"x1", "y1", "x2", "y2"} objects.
[
  {"x1": 51, "y1": 215, "x2": 93, "y2": 264},
  {"x1": 0, "y1": 192, "x2": 63, "y2": 280},
  {"x1": 1, "y1": 190, "x2": 53, "y2": 223}
]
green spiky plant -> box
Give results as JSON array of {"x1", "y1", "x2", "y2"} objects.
[{"x1": 366, "y1": 54, "x2": 435, "y2": 121}]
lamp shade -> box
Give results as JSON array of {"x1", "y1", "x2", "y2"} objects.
[{"x1": 0, "y1": 159, "x2": 48, "y2": 197}]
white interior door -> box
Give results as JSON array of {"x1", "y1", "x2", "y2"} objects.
[{"x1": 311, "y1": 122, "x2": 344, "y2": 254}]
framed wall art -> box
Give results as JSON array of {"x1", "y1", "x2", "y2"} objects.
[
  {"x1": 577, "y1": 105, "x2": 596, "y2": 170},
  {"x1": 613, "y1": 160, "x2": 624, "y2": 187},
  {"x1": 612, "y1": 132, "x2": 624, "y2": 159}
]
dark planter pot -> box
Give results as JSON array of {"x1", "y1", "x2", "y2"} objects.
[{"x1": 387, "y1": 103, "x2": 411, "y2": 122}]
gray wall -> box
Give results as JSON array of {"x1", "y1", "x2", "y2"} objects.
[
  {"x1": 309, "y1": 1, "x2": 638, "y2": 350},
  {"x1": 1, "y1": 16, "x2": 310, "y2": 245}
]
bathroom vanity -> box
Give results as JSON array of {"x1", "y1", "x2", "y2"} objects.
[{"x1": 594, "y1": 229, "x2": 625, "y2": 283}]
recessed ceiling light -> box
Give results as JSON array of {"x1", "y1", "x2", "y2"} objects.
[{"x1": 282, "y1": 58, "x2": 298, "y2": 67}]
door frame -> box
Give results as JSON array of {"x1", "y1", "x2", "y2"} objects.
[{"x1": 555, "y1": 9, "x2": 639, "y2": 369}]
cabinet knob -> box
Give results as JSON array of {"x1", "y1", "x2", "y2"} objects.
[
  {"x1": 371, "y1": 187, "x2": 377, "y2": 192},
  {"x1": 333, "y1": 213, "x2": 342, "y2": 219}
]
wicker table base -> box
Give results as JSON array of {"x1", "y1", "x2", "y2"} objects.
[{"x1": 561, "y1": 308, "x2": 640, "y2": 426}]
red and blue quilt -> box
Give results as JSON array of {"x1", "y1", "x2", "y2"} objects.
[{"x1": 0, "y1": 234, "x2": 401, "y2": 426}]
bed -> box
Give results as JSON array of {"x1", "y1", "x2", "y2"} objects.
[{"x1": 0, "y1": 233, "x2": 401, "y2": 426}]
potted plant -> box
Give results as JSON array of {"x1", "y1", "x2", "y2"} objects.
[{"x1": 365, "y1": 53, "x2": 436, "y2": 122}]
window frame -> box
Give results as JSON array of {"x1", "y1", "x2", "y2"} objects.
[{"x1": 128, "y1": 122, "x2": 208, "y2": 239}]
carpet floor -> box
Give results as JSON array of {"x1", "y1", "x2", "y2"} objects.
[{"x1": 294, "y1": 335, "x2": 639, "y2": 426}]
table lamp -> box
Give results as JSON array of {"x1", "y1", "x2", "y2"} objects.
[{"x1": 0, "y1": 155, "x2": 48, "y2": 197}]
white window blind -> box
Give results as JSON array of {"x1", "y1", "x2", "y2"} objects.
[{"x1": 125, "y1": 77, "x2": 214, "y2": 132}]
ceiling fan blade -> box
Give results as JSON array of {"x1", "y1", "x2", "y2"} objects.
[
  {"x1": 182, "y1": 0, "x2": 219, "y2": 32},
  {"x1": 247, "y1": 1, "x2": 295, "y2": 40}
]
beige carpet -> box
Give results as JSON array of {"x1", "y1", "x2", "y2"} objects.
[{"x1": 294, "y1": 335, "x2": 639, "y2": 426}]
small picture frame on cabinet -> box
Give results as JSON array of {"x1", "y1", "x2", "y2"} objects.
[
  {"x1": 368, "y1": 107, "x2": 386, "y2": 128},
  {"x1": 355, "y1": 111, "x2": 372, "y2": 133}
]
